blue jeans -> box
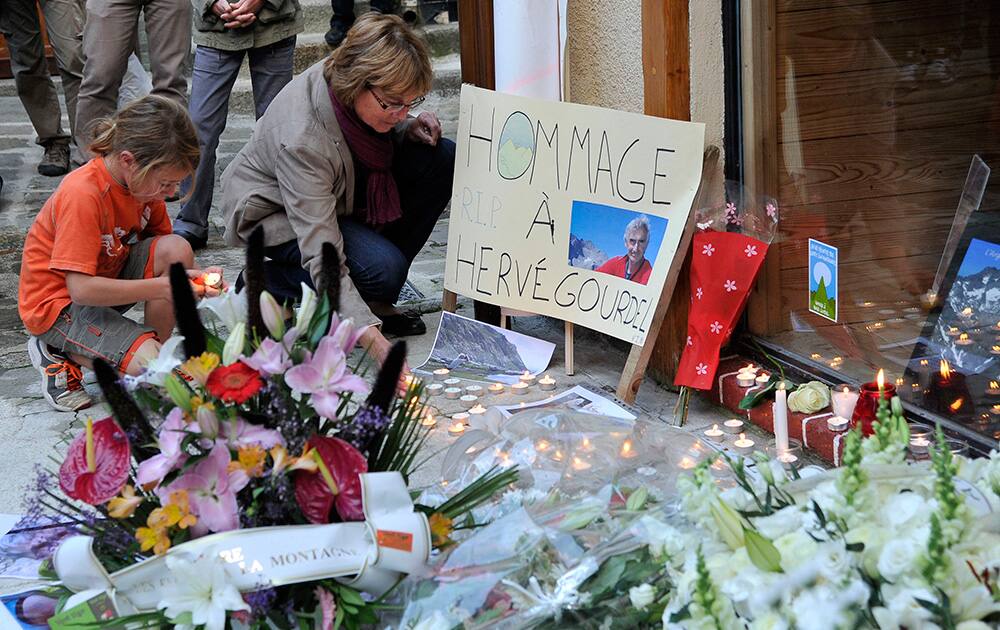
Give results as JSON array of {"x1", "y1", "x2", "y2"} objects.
[
  {"x1": 174, "y1": 37, "x2": 295, "y2": 240},
  {"x1": 262, "y1": 137, "x2": 456, "y2": 306}
]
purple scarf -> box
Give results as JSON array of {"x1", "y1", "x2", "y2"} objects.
[{"x1": 329, "y1": 89, "x2": 401, "y2": 226}]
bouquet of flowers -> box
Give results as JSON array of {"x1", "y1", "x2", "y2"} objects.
[
  {"x1": 657, "y1": 396, "x2": 1000, "y2": 629},
  {"x1": 22, "y1": 229, "x2": 517, "y2": 629}
]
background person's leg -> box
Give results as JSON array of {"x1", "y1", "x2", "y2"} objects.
[
  {"x1": 0, "y1": 0, "x2": 71, "y2": 174},
  {"x1": 247, "y1": 37, "x2": 296, "y2": 119},
  {"x1": 340, "y1": 218, "x2": 409, "y2": 307},
  {"x1": 325, "y1": 0, "x2": 355, "y2": 48},
  {"x1": 75, "y1": 0, "x2": 136, "y2": 155},
  {"x1": 174, "y1": 46, "x2": 245, "y2": 247},
  {"x1": 141, "y1": 0, "x2": 190, "y2": 107},
  {"x1": 38, "y1": 0, "x2": 85, "y2": 141}
]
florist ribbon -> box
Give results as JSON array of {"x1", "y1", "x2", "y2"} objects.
[
  {"x1": 675, "y1": 231, "x2": 769, "y2": 390},
  {"x1": 53, "y1": 472, "x2": 430, "y2": 613}
]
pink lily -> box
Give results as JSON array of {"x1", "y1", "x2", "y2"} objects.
[
  {"x1": 326, "y1": 316, "x2": 366, "y2": 354},
  {"x1": 136, "y1": 408, "x2": 190, "y2": 488},
  {"x1": 284, "y1": 335, "x2": 369, "y2": 419},
  {"x1": 241, "y1": 338, "x2": 292, "y2": 376},
  {"x1": 219, "y1": 418, "x2": 285, "y2": 451},
  {"x1": 158, "y1": 444, "x2": 248, "y2": 536}
]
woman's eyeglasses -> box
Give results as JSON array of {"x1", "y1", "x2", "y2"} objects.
[{"x1": 368, "y1": 85, "x2": 425, "y2": 113}]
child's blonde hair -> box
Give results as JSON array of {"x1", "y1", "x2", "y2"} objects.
[{"x1": 88, "y1": 95, "x2": 200, "y2": 190}]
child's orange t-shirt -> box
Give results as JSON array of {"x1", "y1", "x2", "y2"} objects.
[{"x1": 18, "y1": 158, "x2": 173, "y2": 335}]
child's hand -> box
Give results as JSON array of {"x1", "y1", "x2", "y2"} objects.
[{"x1": 188, "y1": 268, "x2": 226, "y2": 298}]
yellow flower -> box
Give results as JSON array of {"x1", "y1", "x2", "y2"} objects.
[
  {"x1": 107, "y1": 484, "x2": 142, "y2": 519},
  {"x1": 270, "y1": 445, "x2": 317, "y2": 474},
  {"x1": 428, "y1": 513, "x2": 454, "y2": 548},
  {"x1": 166, "y1": 490, "x2": 198, "y2": 530},
  {"x1": 269, "y1": 445, "x2": 289, "y2": 473},
  {"x1": 180, "y1": 352, "x2": 220, "y2": 386},
  {"x1": 136, "y1": 525, "x2": 171, "y2": 555},
  {"x1": 148, "y1": 504, "x2": 182, "y2": 530},
  {"x1": 228, "y1": 445, "x2": 267, "y2": 478}
]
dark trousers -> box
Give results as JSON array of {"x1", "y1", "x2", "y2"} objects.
[
  {"x1": 326, "y1": 0, "x2": 394, "y2": 47},
  {"x1": 174, "y1": 38, "x2": 296, "y2": 240},
  {"x1": 263, "y1": 137, "x2": 455, "y2": 306}
]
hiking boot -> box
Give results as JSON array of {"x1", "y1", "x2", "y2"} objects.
[
  {"x1": 26, "y1": 336, "x2": 93, "y2": 412},
  {"x1": 38, "y1": 142, "x2": 70, "y2": 177}
]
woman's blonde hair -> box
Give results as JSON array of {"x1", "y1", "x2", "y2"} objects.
[
  {"x1": 88, "y1": 95, "x2": 200, "y2": 189},
  {"x1": 324, "y1": 13, "x2": 432, "y2": 106}
]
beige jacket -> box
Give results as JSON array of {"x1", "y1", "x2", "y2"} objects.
[{"x1": 220, "y1": 60, "x2": 379, "y2": 330}]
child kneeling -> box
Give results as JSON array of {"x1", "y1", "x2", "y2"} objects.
[{"x1": 18, "y1": 96, "x2": 222, "y2": 412}]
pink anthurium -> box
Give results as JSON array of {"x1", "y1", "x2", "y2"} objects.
[
  {"x1": 59, "y1": 417, "x2": 131, "y2": 505},
  {"x1": 294, "y1": 436, "x2": 367, "y2": 523}
]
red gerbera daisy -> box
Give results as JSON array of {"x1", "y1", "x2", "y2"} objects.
[{"x1": 206, "y1": 362, "x2": 263, "y2": 404}]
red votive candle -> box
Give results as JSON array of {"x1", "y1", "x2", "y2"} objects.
[{"x1": 851, "y1": 369, "x2": 895, "y2": 436}]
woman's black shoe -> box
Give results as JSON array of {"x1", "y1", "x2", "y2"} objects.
[{"x1": 380, "y1": 313, "x2": 426, "y2": 336}]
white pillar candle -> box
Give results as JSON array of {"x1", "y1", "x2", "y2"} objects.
[
  {"x1": 773, "y1": 382, "x2": 789, "y2": 456},
  {"x1": 538, "y1": 375, "x2": 557, "y2": 391},
  {"x1": 722, "y1": 419, "x2": 744, "y2": 434},
  {"x1": 831, "y1": 385, "x2": 859, "y2": 419},
  {"x1": 426, "y1": 383, "x2": 444, "y2": 397},
  {"x1": 433, "y1": 368, "x2": 450, "y2": 380}
]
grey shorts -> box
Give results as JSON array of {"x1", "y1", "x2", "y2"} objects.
[{"x1": 38, "y1": 237, "x2": 160, "y2": 371}]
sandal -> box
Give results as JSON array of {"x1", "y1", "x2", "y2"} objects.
[{"x1": 380, "y1": 313, "x2": 427, "y2": 337}]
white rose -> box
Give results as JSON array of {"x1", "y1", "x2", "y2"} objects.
[
  {"x1": 790, "y1": 586, "x2": 851, "y2": 630},
  {"x1": 754, "y1": 505, "x2": 805, "y2": 540},
  {"x1": 880, "y1": 493, "x2": 929, "y2": 530},
  {"x1": 815, "y1": 540, "x2": 852, "y2": 582},
  {"x1": 877, "y1": 539, "x2": 920, "y2": 581},
  {"x1": 774, "y1": 531, "x2": 818, "y2": 571},
  {"x1": 956, "y1": 623, "x2": 993, "y2": 630},
  {"x1": 750, "y1": 611, "x2": 789, "y2": 630},
  {"x1": 629, "y1": 583, "x2": 656, "y2": 609},
  {"x1": 787, "y1": 381, "x2": 831, "y2": 414}
]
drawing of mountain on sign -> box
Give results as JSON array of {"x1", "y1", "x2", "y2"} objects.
[{"x1": 429, "y1": 315, "x2": 528, "y2": 378}]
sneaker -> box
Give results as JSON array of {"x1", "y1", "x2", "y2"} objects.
[
  {"x1": 26, "y1": 336, "x2": 93, "y2": 412},
  {"x1": 38, "y1": 143, "x2": 70, "y2": 177}
]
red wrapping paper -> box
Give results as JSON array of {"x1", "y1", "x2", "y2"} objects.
[{"x1": 675, "y1": 231, "x2": 769, "y2": 390}]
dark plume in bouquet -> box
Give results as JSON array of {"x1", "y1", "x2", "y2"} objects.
[
  {"x1": 245, "y1": 225, "x2": 266, "y2": 338},
  {"x1": 92, "y1": 358, "x2": 156, "y2": 461},
  {"x1": 169, "y1": 262, "x2": 207, "y2": 358},
  {"x1": 318, "y1": 242, "x2": 341, "y2": 316}
]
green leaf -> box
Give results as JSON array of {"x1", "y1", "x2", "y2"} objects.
[
  {"x1": 738, "y1": 374, "x2": 780, "y2": 410},
  {"x1": 625, "y1": 486, "x2": 649, "y2": 511},
  {"x1": 337, "y1": 586, "x2": 365, "y2": 607},
  {"x1": 585, "y1": 555, "x2": 628, "y2": 599},
  {"x1": 743, "y1": 525, "x2": 782, "y2": 573}
]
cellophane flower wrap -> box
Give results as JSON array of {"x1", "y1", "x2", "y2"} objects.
[
  {"x1": 674, "y1": 196, "x2": 779, "y2": 390},
  {"x1": 18, "y1": 237, "x2": 517, "y2": 630}
]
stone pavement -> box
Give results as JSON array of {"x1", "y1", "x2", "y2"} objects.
[{"x1": 0, "y1": 59, "x2": 736, "y2": 532}]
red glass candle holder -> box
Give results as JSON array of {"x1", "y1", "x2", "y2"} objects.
[{"x1": 851, "y1": 382, "x2": 896, "y2": 436}]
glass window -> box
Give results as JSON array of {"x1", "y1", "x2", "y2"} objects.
[{"x1": 740, "y1": 1, "x2": 1000, "y2": 446}]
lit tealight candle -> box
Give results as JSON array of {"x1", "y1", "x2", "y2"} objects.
[
  {"x1": 827, "y1": 416, "x2": 849, "y2": 432},
  {"x1": 722, "y1": 419, "x2": 744, "y2": 434},
  {"x1": 443, "y1": 378, "x2": 462, "y2": 388},
  {"x1": 420, "y1": 413, "x2": 437, "y2": 428},
  {"x1": 202, "y1": 271, "x2": 222, "y2": 289},
  {"x1": 464, "y1": 385, "x2": 483, "y2": 397},
  {"x1": 620, "y1": 439, "x2": 638, "y2": 458},
  {"x1": 947, "y1": 326, "x2": 961, "y2": 337},
  {"x1": 733, "y1": 433, "x2": 755, "y2": 455},
  {"x1": 512, "y1": 382, "x2": 529, "y2": 395},
  {"x1": 488, "y1": 382, "x2": 505, "y2": 395},
  {"x1": 448, "y1": 421, "x2": 466, "y2": 435},
  {"x1": 736, "y1": 369, "x2": 756, "y2": 387},
  {"x1": 909, "y1": 436, "x2": 931, "y2": 455},
  {"x1": 519, "y1": 372, "x2": 536, "y2": 386},
  {"x1": 571, "y1": 456, "x2": 592, "y2": 471},
  {"x1": 536, "y1": 439, "x2": 550, "y2": 452},
  {"x1": 579, "y1": 437, "x2": 594, "y2": 452},
  {"x1": 460, "y1": 394, "x2": 478, "y2": 409},
  {"x1": 468, "y1": 403, "x2": 487, "y2": 417},
  {"x1": 956, "y1": 333, "x2": 973, "y2": 346},
  {"x1": 452, "y1": 411, "x2": 470, "y2": 424},
  {"x1": 776, "y1": 452, "x2": 799, "y2": 468},
  {"x1": 991, "y1": 345, "x2": 1000, "y2": 356},
  {"x1": 444, "y1": 387, "x2": 462, "y2": 399},
  {"x1": 538, "y1": 374, "x2": 557, "y2": 391},
  {"x1": 960, "y1": 307, "x2": 974, "y2": 319},
  {"x1": 991, "y1": 320, "x2": 1000, "y2": 332},
  {"x1": 433, "y1": 368, "x2": 450, "y2": 380},
  {"x1": 987, "y1": 381, "x2": 1000, "y2": 397},
  {"x1": 426, "y1": 383, "x2": 444, "y2": 397},
  {"x1": 990, "y1": 404, "x2": 1000, "y2": 418},
  {"x1": 703, "y1": 424, "x2": 724, "y2": 442},
  {"x1": 755, "y1": 372, "x2": 770, "y2": 386}
]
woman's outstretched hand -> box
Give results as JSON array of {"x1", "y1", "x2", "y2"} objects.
[{"x1": 405, "y1": 112, "x2": 441, "y2": 146}]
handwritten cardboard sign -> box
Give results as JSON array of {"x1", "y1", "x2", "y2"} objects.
[{"x1": 444, "y1": 85, "x2": 706, "y2": 344}]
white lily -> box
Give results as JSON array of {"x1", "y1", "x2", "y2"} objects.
[
  {"x1": 158, "y1": 553, "x2": 249, "y2": 630},
  {"x1": 222, "y1": 321, "x2": 246, "y2": 366},
  {"x1": 123, "y1": 335, "x2": 185, "y2": 388},
  {"x1": 198, "y1": 288, "x2": 247, "y2": 330},
  {"x1": 260, "y1": 291, "x2": 285, "y2": 340},
  {"x1": 295, "y1": 282, "x2": 318, "y2": 330}
]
